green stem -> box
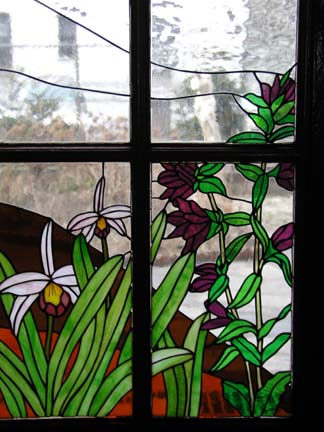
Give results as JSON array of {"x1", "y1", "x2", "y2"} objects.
[
  {"x1": 254, "y1": 163, "x2": 267, "y2": 391},
  {"x1": 45, "y1": 315, "x2": 54, "y2": 361},
  {"x1": 101, "y1": 237, "x2": 109, "y2": 262},
  {"x1": 208, "y1": 192, "x2": 255, "y2": 412}
]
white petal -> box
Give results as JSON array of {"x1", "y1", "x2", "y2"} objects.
[
  {"x1": 10, "y1": 294, "x2": 38, "y2": 336},
  {"x1": 53, "y1": 265, "x2": 78, "y2": 286},
  {"x1": 94, "y1": 176, "x2": 105, "y2": 213},
  {"x1": 67, "y1": 212, "x2": 98, "y2": 231},
  {"x1": 101, "y1": 205, "x2": 131, "y2": 219},
  {"x1": 41, "y1": 221, "x2": 54, "y2": 276},
  {"x1": 62, "y1": 285, "x2": 80, "y2": 303},
  {"x1": 83, "y1": 224, "x2": 96, "y2": 243},
  {"x1": 107, "y1": 218, "x2": 128, "y2": 236},
  {"x1": 0, "y1": 272, "x2": 49, "y2": 295}
]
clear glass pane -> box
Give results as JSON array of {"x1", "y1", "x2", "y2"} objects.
[
  {"x1": 0, "y1": 0, "x2": 129, "y2": 143},
  {"x1": 151, "y1": 0, "x2": 297, "y2": 143},
  {"x1": 151, "y1": 162, "x2": 294, "y2": 417},
  {"x1": 0, "y1": 162, "x2": 132, "y2": 418}
]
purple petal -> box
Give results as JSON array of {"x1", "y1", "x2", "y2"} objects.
[
  {"x1": 205, "y1": 300, "x2": 227, "y2": 318},
  {"x1": 261, "y1": 83, "x2": 271, "y2": 104},
  {"x1": 195, "y1": 263, "x2": 217, "y2": 275},
  {"x1": 202, "y1": 317, "x2": 230, "y2": 330}
]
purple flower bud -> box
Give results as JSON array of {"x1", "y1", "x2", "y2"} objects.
[
  {"x1": 202, "y1": 300, "x2": 231, "y2": 330},
  {"x1": 271, "y1": 222, "x2": 294, "y2": 251},
  {"x1": 276, "y1": 163, "x2": 294, "y2": 191},
  {"x1": 189, "y1": 263, "x2": 217, "y2": 292}
]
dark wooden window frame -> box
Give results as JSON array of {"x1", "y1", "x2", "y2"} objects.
[{"x1": 0, "y1": 0, "x2": 320, "y2": 430}]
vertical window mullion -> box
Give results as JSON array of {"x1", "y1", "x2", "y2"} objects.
[{"x1": 130, "y1": 0, "x2": 151, "y2": 421}]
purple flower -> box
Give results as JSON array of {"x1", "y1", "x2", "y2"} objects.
[
  {"x1": 167, "y1": 198, "x2": 212, "y2": 254},
  {"x1": 271, "y1": 222, "x2": 294, "y2": 251},
  {"x1": 261, "y1": 74, "x2": 295, "y2": 114},
  {"x1": 276, "y1": 163, "x2": 294, "y2": 191},
  {"x1": 189, "y1": 263, "x2": 217, "y2": 292},
  {"x1": 158, "y1": 163, "x2": 197, "y2": 204},
  {"x1": 202, "y1": 300, "x2": 231, "y2": 330}
]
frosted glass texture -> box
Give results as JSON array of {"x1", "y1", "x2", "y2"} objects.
[
  {"x1": 151, "y1": 0, "x2": 298, "y2": 143},
  {"x1": 0, "y1": 0, "x2": 129, "y2": 143}
]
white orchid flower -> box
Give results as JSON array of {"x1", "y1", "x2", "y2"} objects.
[
  {"x1": 0, "y1": 220, "x2": 79, "y2": 335},
  {"x1": 67, "y1": 176, "x2": 131, "y2": 242}
]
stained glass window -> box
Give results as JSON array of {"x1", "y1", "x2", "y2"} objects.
[{"x1": 0, "y1": 0, "x2": 319, "y2": 429}]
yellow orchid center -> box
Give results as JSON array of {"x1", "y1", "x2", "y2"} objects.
[
  {"x1": 44, "y1": 282, "x2": 63, "y2": 306},
  {"x1": 96, "y1": 216, "x2": 107, "y2": 231}
]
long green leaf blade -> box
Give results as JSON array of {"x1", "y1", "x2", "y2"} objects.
[
  {"x1": 47, "y1": 255, "x2": 123, "y2": 414},
  {"x1": 151, "y1": 209, "x2": 167, "y2": 264},
  {"x1": 65, "y1": 260, "x2": 132, "y2": 416},
  {"x1": 0, "y1": 251, "x2": 47, "y2": 406},
  {"x1": 152, "y1": 253, "x2": 195, "y2": 347},
  {"x1": 89, "y1": 348, "x2": 192, "y2": 417}
]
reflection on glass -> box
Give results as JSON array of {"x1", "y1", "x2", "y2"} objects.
[
  {"x1": 151, "y1": 162, "x2": 293, "y2": 417},
  {"x1": 0, "y1": 0, "x2": 129, "y2": 143},
  {"x1": 151, "y1": 0, "x2": 297, "y2": 143},
  {"x1": 0, "y1": 162, "x2": 132, "y2": 418}
]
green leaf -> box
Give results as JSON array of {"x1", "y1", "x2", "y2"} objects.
[
  {"x1": 68, "y1": 260, "x2": 132, "y2": 416},
  {"x1": 252, "y1": 174, "x2": 269, "y2": 209},
  {"x1": 224, "y1": 212, "x2": 250, "y2": 226},
  {"x1": 0, "y1": 353, "x2": 45, "y2": 416},
  {"x1": 262, "y1": 333, "x2": 291, "y2": 364},
  {"x1": 270, "y1": 94, "x2": 285, "y2": 113},
  {"x1": 216, "y1": 319, "x2": 257, "y2": 344},
  {"x1": 152, "y1": 253, "x2": 195, "y2": 348},
  {"x1": 0, "y1": 372, "x2": 27, "y2": 417},
  {"x1": 277, "y1": 113, "x2": 295, "y2": 125},
  {"x1": 0, "y1": 251, "x2": 47, "y2": 407},
  {"x1": 73, "y1": 234, "x2": 95, "y2": 290},
  {"x1": 259, "y1": 304, "x2": 292, "y2": 339},
  {"x1": 229, "y1": 273, "x2": 262, "y2": 309},
  {"x1": 89, "y1": 348, "x2": 192, "y2": 417},
  {"x1": 198, "y1": 162, "x2": 224, "y2": 176},
  {"x1": 158, "y1": 330, "x2": 187, "y2": 416},
  {"x1": 151, "y1": 209, "x2": 167, "y2": 264},
  {"x1": 249, "y1": 113, "x2": 268, "y2": 133},
  {"x1": 235, "y1": 163, "x2": 264, "y2": 181},
  {"x1": 183, "y1": 313, "x2": 209, "y2": 416},
  {"x1": 118, "y1": 331, "x2": 132, "y2": 365},
  {"x1": 259, "y1": 107, "x2": 274, "y2": 133},
  {"x1": 280, "y1": 69, "x2": 292, "y2": 87},
  {"x1": 47, "y1": 255, "x2": 123, "y2": 414},
  {"x1": 254, "y1": 371, "x2": 291, "y2": 416},
  {"x1": 244, "y1": 93, "x2": 269, "y2": 108},
  {"x1": 267, "y1": 252, "x2": 293, "y2": 286},
  {"x1": 210, "y1": 346, "x2": 240, "y2": 372},
  {"x1": 198, "y1": 176, "x2": 227, "y2": 196},
  {"x1": 224, "y1": 233, "x2": 252, "y2": 264},
  {"x1": 223, "y1": 380, "x2": 251, "y2": 416},
  {"x1": 269, "y1": 126, "x2": 295, "y2": 143},
  {"x1": 250, "y1": 214, "x2": 270, "y2": 251},
  {"x1": 227, "y1": 131, "x2": 267, "y2": 144},
  {"x1": 208, "y1": 274, "x2": 229, "y2": 303},
  {"x1": 273, "y1": 101, "x2": 294, "y2": 122},
  {"x1": 206, "y1": 221, "x2": 222, "y2": 240},
  {"x1": 232, "y1": 337, "x2": 261, "y2": 366}
]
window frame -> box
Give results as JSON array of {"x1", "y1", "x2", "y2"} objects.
[{"x1": 0, "y1": 0, "x2": 319, "y2": 430}]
